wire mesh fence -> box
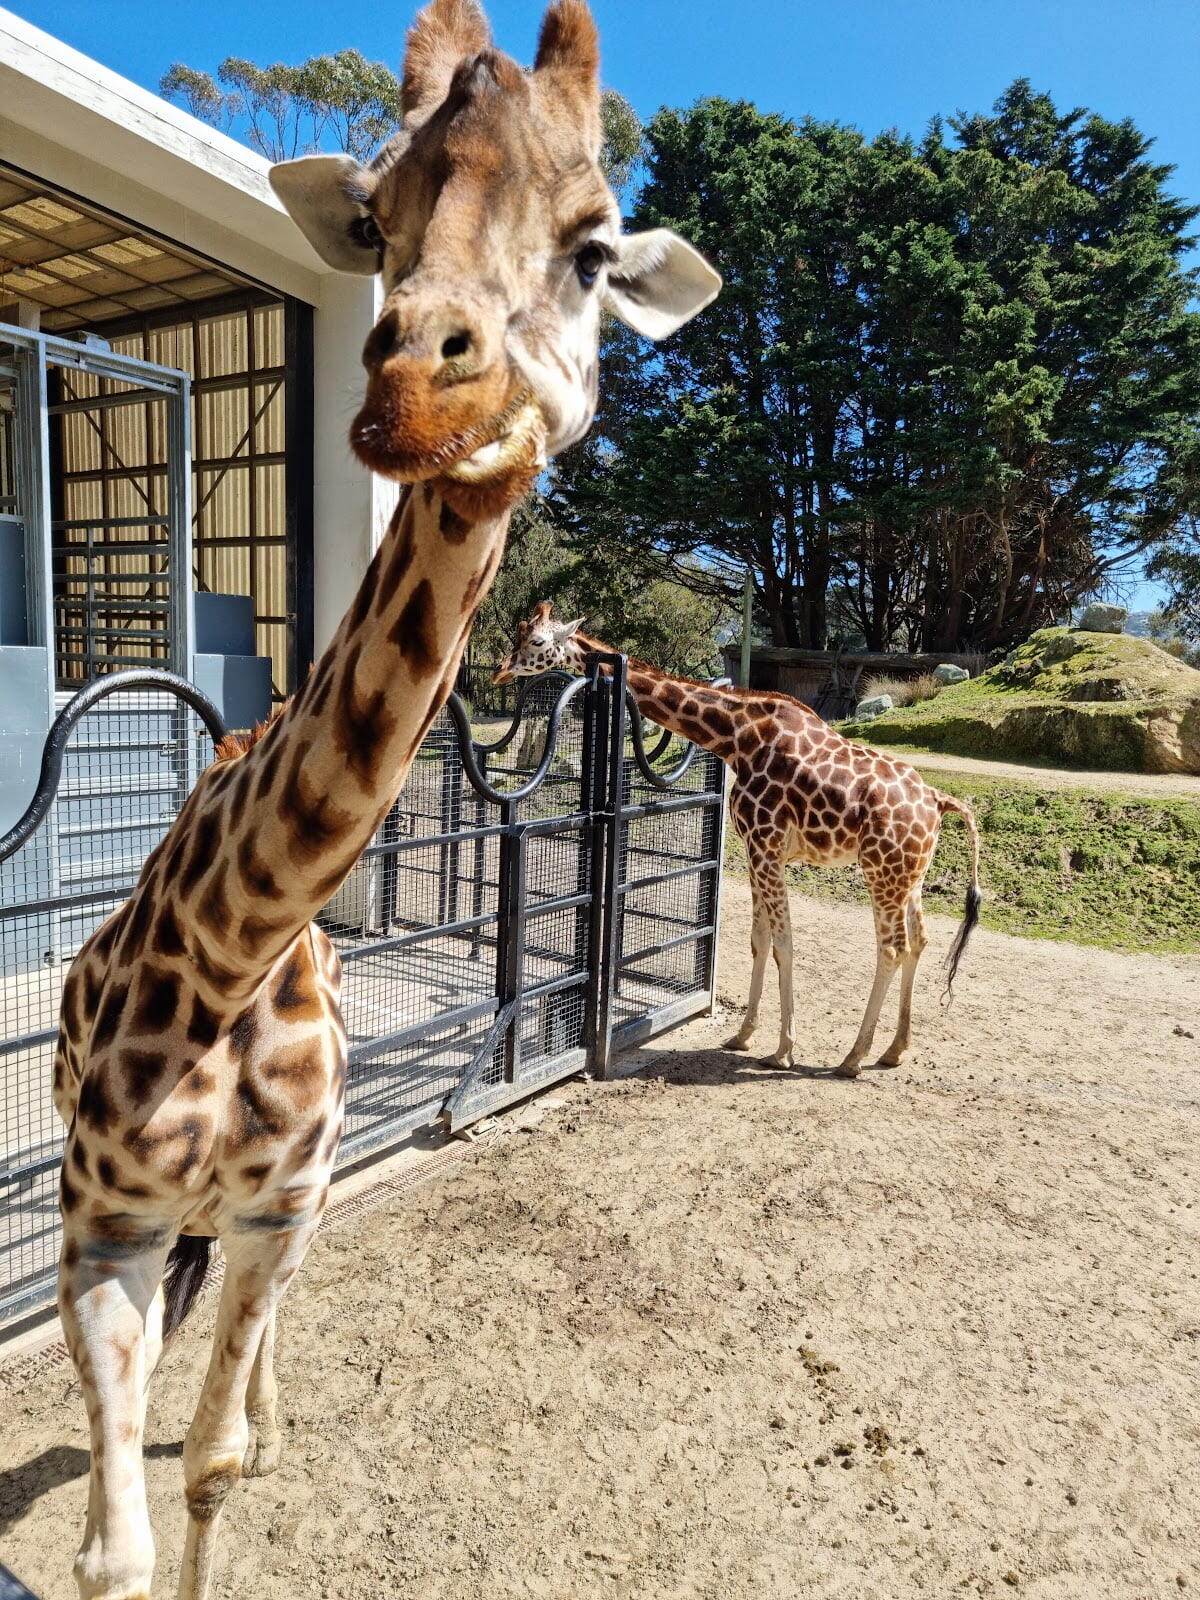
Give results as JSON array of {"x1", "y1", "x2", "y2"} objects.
[{"x1": 0, "y1": 657, "x2": 725, "y2": 1326}]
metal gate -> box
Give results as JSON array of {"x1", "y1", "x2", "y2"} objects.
[
  {"x1": 0, "y1": 320, "x2": 192, "y2": 690},
  {"x1": 0, "y1": 659, "x2": 726, "y2": 1326}
]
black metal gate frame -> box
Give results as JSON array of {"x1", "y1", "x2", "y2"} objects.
[{"x1": 343, "y1": 651, "x2": 727, "y2": 1141}]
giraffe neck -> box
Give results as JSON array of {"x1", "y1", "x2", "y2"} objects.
[
  {"x1": 570, "y1": 634, "x2": 740, "y2": 761},
  {"x1": 151, "y1": 485, "x2": 509, "y2": 994}
]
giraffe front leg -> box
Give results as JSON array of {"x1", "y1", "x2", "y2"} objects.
[
  {"x1": 747, "y1": 855, "x2": 794, "y2": 1069},
  {"x1": 59, "y1": 1218, "x2": 171, "y2": 1600},
  {"x1": 724, "y1": 894, "x2": 769, "y2": 1052},
  {"x1": 178, "y1": 1211, "x2": 320, "y2": 1600},
  {"x1": 764, "y1": 911, "x2": 795, "y2": 1070},
  {"x1": 241, "y1": 1308, "x2": 281, "y2": 1478}
]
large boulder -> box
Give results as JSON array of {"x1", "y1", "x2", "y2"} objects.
[
  {"x1": 933, "y1": 663, "x2": 970, "y2": 685},
  {"x1": 837, "y1": 626, "x2": 1200, "y2": 774},
  {"x1": 854, "y1": 694, "x2": 894, "y2": 720},
  {"x1": 1077, "y1": 602, "x2": 1127, "y2": 635}
]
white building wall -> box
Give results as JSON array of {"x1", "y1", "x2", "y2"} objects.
[{"x1": 313, "y1": 275, "x2": 401, "y2": 652}]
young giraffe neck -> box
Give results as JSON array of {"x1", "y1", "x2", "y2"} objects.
[
  {"x1": 569, "y1": 632, "x2": 745, "y2": 761},
  {"x1": 149, "y1": 486, "x2": 507, "y2": 998}
]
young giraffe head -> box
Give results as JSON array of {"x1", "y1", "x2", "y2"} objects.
[
  {"x1": 493, "y1": 599, "x2": 585, "y2": 681},
  {"x1": 270, "y1": 0, "x2": 721, "y2": 519}
]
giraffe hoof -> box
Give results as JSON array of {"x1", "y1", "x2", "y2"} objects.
[
  {"x1": 242, "y1": 1429, "x2": 282, "y2": 1478},
  {"x1": 834, "y1": 1057, "x2": 862, "y2": 1079},
  {"x1": 723, "y1": 1034, "x2": 754, "y2": 1053},
  {"x1": 762, "y1": 1052, "x2": 794, "y2": 1070},
  {"x1": 874, "y1": 1053, "x2": 904, "y2": 1069}
]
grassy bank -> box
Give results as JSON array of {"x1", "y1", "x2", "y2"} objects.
[
  {"x1": 723, "y1": 771, "x2": 1200, "y2": 954},
  {"x1": 838, "y1": 627, "x2": 1200, "y2": 774}
]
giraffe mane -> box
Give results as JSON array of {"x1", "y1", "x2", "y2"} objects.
[{"x1": 213, "y1": 700, "x2": 291, "y2": 764}]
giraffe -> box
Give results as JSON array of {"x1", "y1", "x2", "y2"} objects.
[
  {"x1": 51, "y1": 7, "x2": 720, "y2": 1598},
  {"x1": 496, "y1": 604, "x2": 981, "y2": 1074}
]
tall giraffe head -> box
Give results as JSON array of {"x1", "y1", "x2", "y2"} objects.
[
  {"x1": 270, "y1": 0, "x2": 721, "y2": 517},
  {"x1": 493, "y1": 600, "x2": 585, "y2": 681}
]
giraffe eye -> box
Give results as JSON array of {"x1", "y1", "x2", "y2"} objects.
[
  {"x1": 575, "y1": 243, "x2": 606, "y2": 289},
  {"x1": 350, "y1": 214, "x2": 385, "y2": 253}
]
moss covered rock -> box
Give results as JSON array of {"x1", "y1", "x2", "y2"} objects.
[{"x1": 838, "y1": 628, "x2": 1200, "y2": 774}]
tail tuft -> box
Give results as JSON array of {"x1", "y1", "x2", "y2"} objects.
[
  {"x1": 943, "y1": 882, "x2": 981, "y2": 1002},
  {"x1": 162, "y1": 1234, "x2": 213, "y2": 1341},
  {"x1": 938, "y1": 792, "x2": 981, "y2": 1003}
]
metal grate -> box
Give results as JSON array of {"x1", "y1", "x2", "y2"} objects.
[
  {"x1": 0, "y1": 657, "x2": 727, "y2": 1326},
  {"x1": 0, "y1": 676, "x2": 222, "y2": 1323}
]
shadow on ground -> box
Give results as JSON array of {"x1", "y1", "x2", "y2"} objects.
[{"x1": 0, "y1": 1439, "x2": 181, "y2": 1535}]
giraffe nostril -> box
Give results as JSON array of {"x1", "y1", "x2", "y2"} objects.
[
  {"x1": 363, "y1": 313, "x2": 401, "y2": 370},
  {"x1": 440, "y1": 330, "x2": 471, "y2": 362}
]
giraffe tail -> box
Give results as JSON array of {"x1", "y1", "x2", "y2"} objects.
[
  {"x1": 162, "y1": 1233, "x2": 213, "y2": 1341},
  {"x1": 937, "y1": 793, "x2": 981, "y2": 1000}
]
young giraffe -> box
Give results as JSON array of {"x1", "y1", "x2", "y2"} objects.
[
  {"x1": 496, "y1": 604, "x2": 981, "y2": 1074},
  {"x1": 52, "y1": 8, "x2": 720, "y2": 1598}
]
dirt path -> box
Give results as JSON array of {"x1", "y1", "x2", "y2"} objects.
[
  {"x1": 3, "y1": 880, "x2": 1198, "y2": 1599},
  {"x1": 868, "y1": 741, "x2": 1200, "y2": 799}
]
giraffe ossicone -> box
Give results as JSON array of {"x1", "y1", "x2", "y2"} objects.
[
  {"x1": 53, "y1": 7, "x2": 720, "y2": 1599},
  {"x1": 497, "y1": 602, "x2": 982, "y2": 1074}
]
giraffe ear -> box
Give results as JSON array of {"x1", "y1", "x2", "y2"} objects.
[
  {"x1": 605, "y1": 229, "x2": 722, "y2": 340},
  {"x1": 403, "y1": 0, "x2": 493, "y2": 126},
  {"x1": 554, "y1": 618, "x2": 584, "y2": 643},
  {"x1": 534, "y1": 1, "x2": 601, "y2": 157},
  {"x1": 269, "y1": 155, "x2": 379, "y2": 275}
]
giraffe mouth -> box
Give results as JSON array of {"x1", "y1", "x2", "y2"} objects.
[
  {"x1": 441, "y1": 390, "x2": 546, "y2": 484},
  {"x1": 350, "y1": 387, "x2": 546, "y2": 489}
]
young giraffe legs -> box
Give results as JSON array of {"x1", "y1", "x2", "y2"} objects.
[
  {"x1": 876, "y1": 890, "x2": 928, "y2": 1068},
  {"x1": 724, "y1": 890, "x2": 769, "y2": 1053},
  {"x1": 836, "y1": 891, "x2": 908, "y2": 1079},
  {"x1": 179, "y1": 1211, "x2": 321, "y2": 1600},
  {"x1": 59, "y1": 1220, "x2": 172, "y2": 1600},
  {"x1": 726, "y1": 852, "x2": 794, "y2": 1068}
]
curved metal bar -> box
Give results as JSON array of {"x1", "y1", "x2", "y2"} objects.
[
  {"x1": 0, "y1": 669, "x2": 227, "y2": 865},
  {"x1": 444, "y1": 675, "x2": 590, "y2": 806},
  {"x1": 624, "y1": 674, "x2": 733, "y2": 791},
  {"x1": 624, "y1": 688, "x2": 701, "y2": 790},
  {"x1": 469, "y1": 669, "x2": 577, "y2": 756}
]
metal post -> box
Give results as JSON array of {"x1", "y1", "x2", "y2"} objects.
[
  {"x1": 591, "y1": 653, "x2": 628, "y2": 1079},
  {"x1": 468, "y1": 752, "x2": 487, "y2": 960},
  {"x1": 165, "y1": 374, "x2": 193, "y2": 683},
  {"x1": 739, "y1": 568, "x2": 753, "y2": 688},
  {"x1": 493, "y1": 798, "x2": 526, "y2": 1088}
]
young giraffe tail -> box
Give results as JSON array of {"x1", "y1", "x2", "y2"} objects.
[
  {"x1": 162, "y1": 1233, "x2": 213, "y2": 1340},
  {"x1": 937, "y1": 793, "x2": 981, "y2": 1000}
]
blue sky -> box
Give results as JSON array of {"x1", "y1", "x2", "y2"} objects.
[{"x1": 16, "y1": 0, "x2": 1200, "y2": 609}]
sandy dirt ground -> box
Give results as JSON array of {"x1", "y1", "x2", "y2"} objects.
[{"x1": 2, "y1": 878, "x2": 1198, "y2": 1599}]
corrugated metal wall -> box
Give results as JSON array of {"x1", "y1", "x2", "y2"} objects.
[{"x1": 56, "y1": 300, "x2": 290, "y2": 697}]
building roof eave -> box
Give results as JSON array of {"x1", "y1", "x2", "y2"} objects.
[{"x1": 0, "y1": 7, "x2": 337, "y2": 298}]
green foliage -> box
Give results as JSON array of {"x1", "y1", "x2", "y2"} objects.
[
  {"x1": 553, "y1": 86, "x2": 1200, "y2": 655},
  {"x1": 1147, "y1": 426, "x2": 1200, "y2": 646},
  {"x1": 599, "y1": 90, "x2": 643, "y2": 198},
  {"x1": 726, "y1": 773, "x2": 1200, "y2": 953},
  {"x1": 469, "y1": 493, "x2": 734, "y2": 679},
  {"x1": 161, "y1": 52, "x2": 404, "y2": 161},
  {"x1": 163, "y1": 57, "x2": 640, "y2": 188}
]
